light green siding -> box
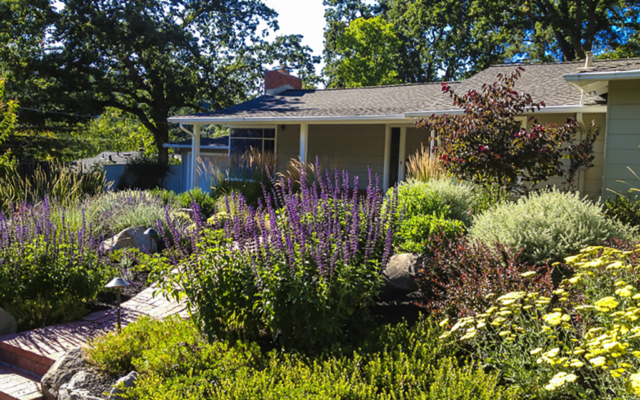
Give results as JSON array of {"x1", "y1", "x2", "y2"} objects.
[
  {"x1": 602, "y1": 80, "x2": 640, "y2": 199},
  {"x1": 276, "y1": 125, "x2": 300, "y2": 173}
]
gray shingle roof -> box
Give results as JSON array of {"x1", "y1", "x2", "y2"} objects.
[{"x1": 170, "y1": 58, "x2": 640, "y2": 122}]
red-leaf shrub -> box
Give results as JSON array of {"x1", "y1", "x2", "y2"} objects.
[
  {"x1": 416, "y1": 68, "x2": 598, "y2": 193},
  {"x1": 418, "y1": 234, "x2": 553, "y2": 318}
]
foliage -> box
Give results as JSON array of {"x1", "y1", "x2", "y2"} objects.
[
  {"x1": 392, "y1": 178, "x2": 478, "y2": 226},
  {"x1": 0, "y1": 78, "x2": 17, "y2": 174},
  {"x1": 0, "y1": 162, "x2": 109, "y2": 213},
  {"x1": 420, "y1": 234, "x2": 553, "y2": 318},
  {"x1": 405, "y1": 145, "x2": 449, "y2": 182},
  {"x1": 152, "y1": 188, "x2": 218, "y2": 218},
  {"x1": 417, "y1": 68, "x2": 599, "y2": 192},
  {"x1": 156, "y1": 165, "x2": 397, "y2": 351},
  {"x1": 605, "y1": 191, "x2": 640, "y2": 227},
  {"x1": 0, "y1": 0, "x2": 319, "y2": 163},
  {"x1": 117, "y1": 154, "x2": 172, "y2": 190},
  {"x1": 474, "y1": 0, "x2": 640, "y2": 62},
  {"x1": 439, "y1": 244, "x2": 640, "y2": 399},
  {"x1": 87, "y1": 316, "x2": 521, "y2": 399},
  {"x1": 0, "y1": 200, "x2": 117, "y2": 329},
  {"x1": 332, "y1": 16, "x2": 401, "y2": 88},
  {"x1": 395, "y1": 215, "x2": 464, "y2": 254},
  {"x1": 471, "y1": 189, "x2": 633, "y2": 264},
  {"x1": 5, "y1": 294, "x2": 88, "y2": 332}
]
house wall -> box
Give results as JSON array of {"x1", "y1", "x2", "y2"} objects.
[
  {"x1": 276, "y1": 124, "x2": 300, "y2": 173},
  {"x1": 307, "y1": 124, "x2": 386, "y2": 189},
  {"x1": 602, "y1": 79, "x2": 640, "y2": 199}
]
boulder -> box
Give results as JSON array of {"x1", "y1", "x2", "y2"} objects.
[
  {"x1": 42, "y1": 348, "x2": 87, "y2": 400},
  {"x1": 58, "y1": 371, "x2": 105, "y2": 400},
  {"x1": 109, "y1": 371, "x2": 138, "y2": 400},
  {"x1": 100, "y1": 226, "x2": 158, "y2": 253},
  {"x1": 0, "y1": 307, "x2": 17, "y2": 336},
  {"x1": 382, "y1": 253, "x2": 421, "y2": 295}
]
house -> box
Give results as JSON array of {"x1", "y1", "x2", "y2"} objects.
[{"x1": 168, "y1": 55, "x2": 640, "y2": 199}]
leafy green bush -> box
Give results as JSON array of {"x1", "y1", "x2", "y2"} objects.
[
  {"x1": 604, "y1": 191, "x2": 640, "y2": 227},
  {"x1": 0, "y1": 201, "x2": 118, "y2": 329},
  {"x1": 390, "y1": 178, "x2": 478, "y2": 226},
  {"x1": 87, "y1": 316, "x2": 521, "y2": 400},
  {"x1": 395, "y1": 214, "x2": 465, "y2": 253},
  {"x1": 470, "y1": 189, "x2": 633, "y2": 264},
  {"x1": 152, "y1": 188, "x2": 218, "y2": 218},
  {"x1": 5, "y1": 294, "x2": 88, "y2": 331}
]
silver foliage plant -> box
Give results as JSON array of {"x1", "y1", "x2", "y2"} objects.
[{"x1": 470, "y1": 188, "x2": 635, "y2": 264}]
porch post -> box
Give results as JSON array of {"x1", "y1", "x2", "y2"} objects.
[
  {"x1": 383, "y1": 125, "x2": 391, "y2": 191},
  {"x1": 398, "y1": 126, "x2": 407, "y2": 182},
  {"x1": 190, "y1": 124, "x2": 201, "y2": 190},
  {"x1": 299, "y1": 123, "x2": 309, "y2": 164}
]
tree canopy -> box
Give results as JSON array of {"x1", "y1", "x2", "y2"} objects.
[
  {"x1": 0, "y1": 0, "x2": 319, "y2": 163},
  {"x1": 323, "y1": 0, "x2": 640, "y2": 87}
]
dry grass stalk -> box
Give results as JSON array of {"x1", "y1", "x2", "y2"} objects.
[{"x1": 406, "y1": 144, "x2": 449, "y2": 182}]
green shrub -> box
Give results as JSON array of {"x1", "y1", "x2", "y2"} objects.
[
  {"x1": 604, "y1": 191, "x2": 640, "y2": 227},
  {"x1": 470, "y1": 188, "x2": 633, "y2": 264},
  {"x1": 0, "y1": 202, "x2": 118, "y2": 329},
  {"x1": 152, "y1": 188, "x2": 218, "y2": 218},
  {"x1": 88, "y1": 316, "x2": 521, "y2": 400},
  {"x1": 395, "y1": 214, "x2": 465, "y2": 253},
  {"x1": 390, "y1": 178, "x2": 478, "y2": 226},
  {"x1": 5, "y1": 294, "x2": 88, "y2": 331}
]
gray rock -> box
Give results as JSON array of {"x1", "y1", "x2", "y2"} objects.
[
  {"x1": 42, "y1": 348, "x2": 87, "y2": 400},
  {"x1": 58, "y1": 371, "x2": 104, "y2": 400},
  {"x1": 0, "y1": 307, "x2": 17, "y2": 336},
  {"x1": 382, "y1": 253, "x2": 421, "y2": 295},
  {"x1": 100, "y1": 226, "x2": 158, "y2": 253},
  {"x1": 109, "y1": 371, "x2": 138, "y2": 400}
]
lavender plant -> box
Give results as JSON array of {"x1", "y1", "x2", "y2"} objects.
[
  {"x1": 0, "y1": 199, "x2": 117, "y2": 328},
  {"x1": 157, "y1": 163, "x2": 397, "y2": 350}
]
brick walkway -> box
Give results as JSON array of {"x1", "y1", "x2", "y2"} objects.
[{"x1": 0, "y1": 286, "x2": 187, "y2": 400}]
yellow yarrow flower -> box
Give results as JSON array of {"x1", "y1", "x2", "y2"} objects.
[
  {"x1": 595, "y1": 297, "x2": 619, "y2": 312},
  {"x1": 626, "y1": 373, "x2": 640, "y2": 395}
]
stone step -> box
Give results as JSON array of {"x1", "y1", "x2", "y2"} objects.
[{"x1": 0, "y1": 363, "x2": 42, "y2": 400}]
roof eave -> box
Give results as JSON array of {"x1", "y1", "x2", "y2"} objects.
[
  {"x1": 405, "y1": 105, "x2": 607, "y2": 118},
  {"x1": 564, "y1": 69, "x2": 640, "y2": 88},
  {"x1": 167, "y1": 114, "x2": 409, "y2": 124}
]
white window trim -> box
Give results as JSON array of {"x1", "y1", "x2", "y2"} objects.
[{"x1": 228, "y1": 127, "x2": 278, "y2": 158}]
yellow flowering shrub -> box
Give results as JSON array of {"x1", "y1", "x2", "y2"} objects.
[{"x1": 439, "y1": 244, "x2": 640, "y2": 399}]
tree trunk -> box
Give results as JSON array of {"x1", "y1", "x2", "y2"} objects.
[{"x1": 155, "y1": 124, "x2": 169, "y2": 165}]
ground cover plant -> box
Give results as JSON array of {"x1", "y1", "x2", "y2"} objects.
[
  {"x1": 439, "y1": 243, "x2": 640, "y2": 399},
  {"x1": 471, "y1": 188, "x2": 633, "y2": 264},
  {"x1": 85, "y1": 315, "x2": 522, "y2": 400},
  {"x1": 0, "y1": 199, "x2": 118, "y2": 329}
]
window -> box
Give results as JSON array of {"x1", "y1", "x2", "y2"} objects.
[
  {"x1": 229, "y1": 128, "x2": 276, "y2": 179},
  {"x1": 230, "y1": 128, "x2": 276, "y2": 157}
]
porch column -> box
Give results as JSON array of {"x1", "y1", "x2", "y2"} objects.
[
  {"x1": 299, "y1": 123, "x2": 309, "y2": 163},
  {"x1": 190, "y1": 124, "x2": 201, "y2": 190},
  {"x1": 383, "y1": 125, "x2": 392, "y2": 191},
  {"x1": 398, "y1": 126, "x2": 407, "y2": 182}
]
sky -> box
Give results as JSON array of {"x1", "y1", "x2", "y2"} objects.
[{"x1": 263, "y1": 0, "x2": 328, "y2": 71}]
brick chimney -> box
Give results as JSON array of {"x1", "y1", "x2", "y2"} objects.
[{"x1": 265, "y1": 66, "x2": 302, "y2": 95}]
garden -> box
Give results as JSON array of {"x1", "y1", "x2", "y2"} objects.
[{"x1": 4, "y1": 70, "x2": 640, "y2": 399}]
